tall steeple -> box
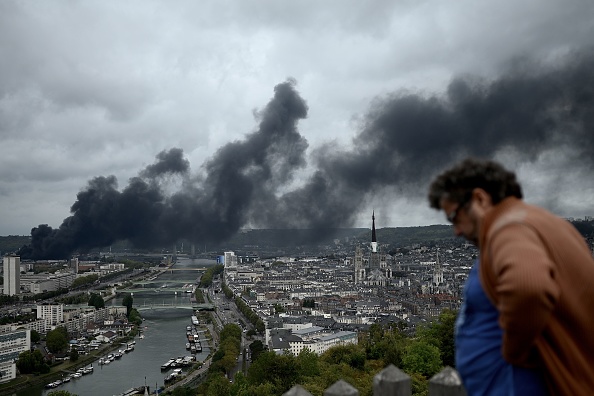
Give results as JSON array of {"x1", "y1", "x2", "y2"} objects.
[
  {"x1": 433, "y1": 249, "x2": 444, "y2": 286},
  {"x1": 371, "y1": 211, "x2": 378, "y2": 253}
]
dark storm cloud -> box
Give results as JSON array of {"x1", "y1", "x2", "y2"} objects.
[{"x1": 19, "y1": 49, "x2": 594, "y2": 259}]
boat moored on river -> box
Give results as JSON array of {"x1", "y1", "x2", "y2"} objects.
[{"x1": 161, "y1": 358, "x2": 175, "y2": 370}]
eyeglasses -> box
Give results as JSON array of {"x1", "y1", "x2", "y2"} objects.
[{"x1": 446, "y1": 199, "x2": 470, "y2": 224}]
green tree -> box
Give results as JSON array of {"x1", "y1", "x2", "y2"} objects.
[
  {"x1": 296, "y1": 348, "x2": 320, "y2": 378},
  {"x1": 410, "y1": 372, "x2": 429, "y2": 396},
  {"x1": 243, "y1": 382, "x2": 275, "y2": 396},
  {"x1": 128, "y1": 308, "x2": 143, "y2": 325},
  {"x1": 381, "y1": 333, "x2": 406, "y2": 368},
  {"x1": 199, "y1": 271, "x2": 213, "y2": 288},
  {"x1": 368, "y1": 323, "x2": 384, "y2": 344},
  {"x1": 70, "y1": 348, "x2": 79, "y2": 362},
  {"x1": 220, "y1": 352, "x2": 239, "y2": 375},
  {"x1": 170, "y1": 386, "x2": 194, "y2": 396},
  {"x1": 16, "y1": 350, "x2": 36, "y2": 374},
  {"x1": 88, "y1": 293, "x2": 105, "y2": 309},
  {"x1": 122, "y1": 293, "x2": 133, "y2": 316},
  {"x1": 364, "y1": 324, "x2": 406, "y2": 366},
  {"x1": 249, "y1": 340, "x2": 265, "y2": 362},
  {"x1": 16, "y1": 350, "x2": 49, "y2": 374},
  {"x1": 401, "y1": 340, "x2": 442, "y2": 378},
  {"x1": 220, "y1": 323, "x2": 242, "y2": 347},
  {"x1": 207, "y1": 374, "x2": 231, "y2": 396},
  {"x1": 71, "y1": 274, "x2": 98, "y2": 288},
  {"x1": 437, "y1": 309, "x2": 457, "y2": 368},
  {"x1": 321, "y1": 344, "x2": 367, "y2": 370},
  {"x1": 247, "y1": 351, "x2": 299, "y2": 394},
  {"x1": 199, "y1": 264, "x2": 224, "y2": 288},
  {"x1": 46, "y1": 327, "x2": 69, "y2": 353},
  {"x1": 417, "y1": 309, "x2": 457, "y2": 367},
  {"x1": 255, "y1": 319, "x2": 265, "y2": 334},
  {"x1": 30, "y1": 329, "x2": 41, "y2": 343}
]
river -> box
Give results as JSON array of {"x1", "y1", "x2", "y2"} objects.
[{"x1": 17, "y1": 257, "x2": 216, "y2": 396}]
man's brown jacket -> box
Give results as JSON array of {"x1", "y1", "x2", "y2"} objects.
[{"x1": 479, "y1": 197, "x2": 594, "y2": 396}]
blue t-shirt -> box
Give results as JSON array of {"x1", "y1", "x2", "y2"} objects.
[{"x1": 455, "y1": 260, "x2": 548, "y2": 395}]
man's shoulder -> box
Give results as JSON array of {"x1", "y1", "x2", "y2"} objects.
[
  {"x1": 488, "y1": 199, "x2": 563, "y2": 236},
  {"x1": 485, "y1": 198, "x2": 528, "y2": 237}
]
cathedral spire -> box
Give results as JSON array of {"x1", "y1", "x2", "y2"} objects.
[
  {"x1": 371, "y1": 211, "x2": 378, "y2": 253},
  {"x1": 372, "y1": 210, "x2": 377, "y2": 243}
]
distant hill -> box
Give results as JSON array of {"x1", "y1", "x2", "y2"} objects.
[
  {"x1": 374, "y1": 225, "x2": 456, "y2": 247},
  {"x1": 0, "y1": 235, "x2": 30, "y2": 256},
  {"x1": 209, "y1": 225, "x2": 457, "y2": 251},
  {"x1": 3, "y1": 219, "x2": 591, "y2": 257},
  {"x1": 1, "y1": 227, "x2": 454, "y2": 256}
]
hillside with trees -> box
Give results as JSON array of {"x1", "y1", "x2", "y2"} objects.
[
  {"x1": 178, "y1": 310, "x2": 457, "y2": 396},
  {"x1": 2, "y1": 219, "x2": 592, "y2": 257}
]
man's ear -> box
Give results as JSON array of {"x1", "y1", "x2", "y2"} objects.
[{"x1": 472, "y1": 188, "x2": 493, "y2": 211}]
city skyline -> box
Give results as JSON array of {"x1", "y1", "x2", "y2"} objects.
[{"x1": 1, "y1": 1, "x2": 594, "y2": 239}]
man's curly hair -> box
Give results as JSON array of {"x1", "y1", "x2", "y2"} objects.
[{"x1": 428, "y1": 158, "x2": 523, "y2": 209}]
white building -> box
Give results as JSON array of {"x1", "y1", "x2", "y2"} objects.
[
  {"x1": 29, "y1": 279, "x2": 56, "y2": 294},
  {"x1": 2, "y1": 256, "x2": 20, "y2": 296},
  {"x1": 70, "y1": 257, "x2": 79, "y2": 273},
  {"x1": 50, "y1": 272, "x2": 76, "y2": 290},
  {"x1": 269, "y1": 328, "x2": 358, "y2": 357},
  {"x1": 0, "y1": 328, "x2": 30, "y2": 383},
  {"x1": 1, "y1": 321, "x2": 47, "y2": 336},
  {"x1": 24, "y1": 272, "x2": 76, "y2": 294},
  {"x1": 99, "y1": 263, "x2": 125, "y2": 274},
  {"x1": 224, "y1": 251, "x2": 237, "y2": 268},
  {"x1": 223, "y1": 251, "x2": 238, "y2": 280},
  {"x1": 37, "y1": 304, "x2": 64, "y2": 327}
]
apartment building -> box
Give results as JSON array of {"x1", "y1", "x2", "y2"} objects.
[
  {"x1": 37, "y1": 304, "x2": 64, "y2": 327},
  {"x1": 2, "y1": 256, "x2": 20, "y2": 296},
  {"x1": 0, "y1": 328, "x2": 30, "y2": 383}
]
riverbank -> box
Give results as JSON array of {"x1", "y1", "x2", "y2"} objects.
[
  {"x1": 0, "y1": 337, "x2": 133, "y2": 395},
  {"x1": 4, "y1": 258, "x2": 215, "y2": 395}
]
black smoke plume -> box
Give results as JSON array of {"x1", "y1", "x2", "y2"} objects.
[
  {"x1": 19, "y1": 50, "x2": 594, "y2": 259},
  {"x1": 19, "y1": 80, "x2": 309, "y2": 259}
]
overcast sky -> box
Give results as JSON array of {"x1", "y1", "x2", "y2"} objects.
[{"x1": 1, "y1": 0, "x2": 594, "y2": 239}]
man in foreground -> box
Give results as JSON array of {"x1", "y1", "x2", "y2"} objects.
[{"x1": 428, "y1": 158, "x2": 594, "y2": 396}]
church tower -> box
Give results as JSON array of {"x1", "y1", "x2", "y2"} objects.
[
  {"x1": 370, "y1": 211, "x2": 381, "y2": 269},
  {"x1": 353, "y1": 211, "x2": 393, "y2": 286},
  {"x1": 433, "y1": 250, "x2": 444, "y2": 286},
  {"x1": 354, "y1": 245, "x2": 364, "y2": 284}
]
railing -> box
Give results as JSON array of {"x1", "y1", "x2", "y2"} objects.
[{"x1": 282, "y1": 365, "x2": 466, "y2": 396}]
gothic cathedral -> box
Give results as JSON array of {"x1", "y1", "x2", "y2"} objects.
[{"x1": 353, "y1": 212, "x2": 393, "y2": 286}]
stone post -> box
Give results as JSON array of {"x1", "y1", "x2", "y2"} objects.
[
  {"x1": 283, "y1": 385, "x2": 314, "y2": 396},
  {"x1": 324, "y1": 379, "x2": 360, "y2": 396},
  {"x1": 429, "y1": 366, "x2": 467, "y2": 396},
  {"x1": 373, "y1": 364, "x2": 411, "y2": 396}
]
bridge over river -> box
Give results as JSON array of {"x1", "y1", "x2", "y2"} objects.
[
  {"x1": 135, "y1": 302, "x2": 215, "y2": 311},
  {"x1": 117, "y1": 286, "x2": 196, "y2": 293}
]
